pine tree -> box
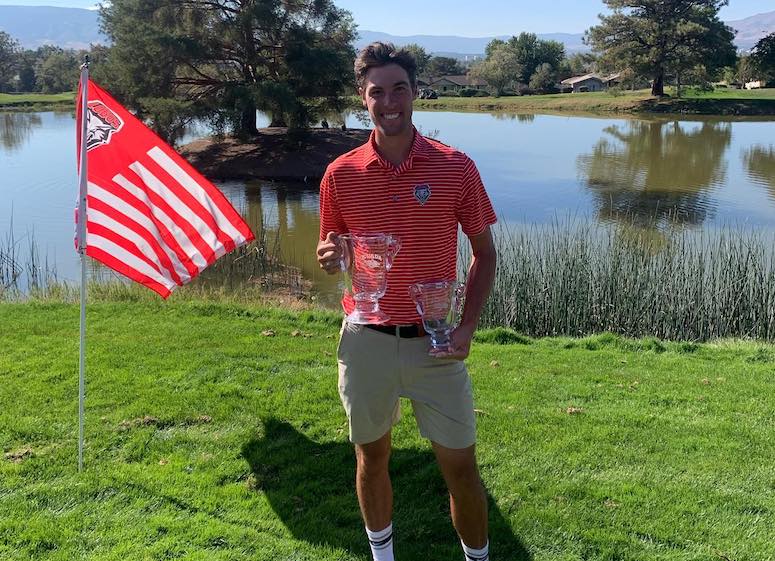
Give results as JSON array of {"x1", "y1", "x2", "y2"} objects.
[{"x1": 586, "y1": 0, "x2": 736, "y2": 96}]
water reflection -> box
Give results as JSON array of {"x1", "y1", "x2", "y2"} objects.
[
  {"x1": 0, "y1": 113, "x2": 43, "y2": 152},
  {"x1": 744, "y1": 145, "x2": 775, "y2": 201},
  {"x1": 238, "y1": 179, "x2": 342, "y2": 304},
  {"x1": 490, "y1": 113, "x2": 535, "y2": 123},
  {"x1": 577, "y1": 119, "x2": 732, "y2": 227}
]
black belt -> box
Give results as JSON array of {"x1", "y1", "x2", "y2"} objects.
[{"x1": 364, "y1": 324, "x2": 425, "y2": 338}]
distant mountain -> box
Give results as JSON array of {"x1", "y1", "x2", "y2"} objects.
[
  {"x1": 1, "y1": 5, "x2": 772, "y2": 56},
  {"x1": 0, "y1": 6, "x2": 104, "y2": 50},
  {"x1": 355, "y1": 31, "x2": 588, "y2": 58},
  {"x1": 727, "y1": 11, "x2": 775, "y2": 51}
]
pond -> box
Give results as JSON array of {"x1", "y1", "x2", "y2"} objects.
[{"x1": 1, "y1": 108, "x2": 774, "y2": 301}]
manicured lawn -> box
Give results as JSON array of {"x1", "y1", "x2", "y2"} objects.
[
  {"x1": 1, "y1": 300, "x2": 774, "y2": 560},
  {"x1": 411, "y1": 88, "x2": 775, "y2": 116},
  {"x1": 678, "y1": 87, "x2": 775, "y2": 100},
  {"x1": 0, "y1": 92, "x2": 76, "y2": 109}
]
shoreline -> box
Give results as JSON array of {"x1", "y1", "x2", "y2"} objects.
[
  {"x1": 3, "y1": 89, "x2": 775, "y2": 118},
  {"x1": 178, "y1": 128, "x2": 371, "y2": 182},
  {"x1": 411, "y1": 90, "x2": 775, "y2": 116}
]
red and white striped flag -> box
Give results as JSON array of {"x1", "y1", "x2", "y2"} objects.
[{"x1": 76, "y1": 79, "x2": 254, "y2": 298}]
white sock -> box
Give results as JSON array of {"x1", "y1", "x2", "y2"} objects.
[
  {"x1": 366, "y1": 522, "x2": 394, "y2": 561},
  {"x1": 461, "y1": 539, "x2": 489, "y2": 561}
]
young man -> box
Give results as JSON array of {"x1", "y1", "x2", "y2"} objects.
[{"x1": 316, "y1": 42, "x2": 497, "y2": 561}]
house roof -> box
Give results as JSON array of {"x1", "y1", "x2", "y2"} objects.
[
  {"x1": 561, "y1": 72, "x2": 622, "y2": 85},
  {"x1": 561, "y1": 73, "x2": 603, "y2": 86},
  {"x1": 430, "y1": 75, "x2": 488, "y2": 87}
]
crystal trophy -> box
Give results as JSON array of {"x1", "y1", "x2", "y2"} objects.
[
  {"x1": 338, "y1": 233, "x2": 401, "y2": 324},
  {"x1": 409, "y1": 280, "x2": 465, "y2": 351}
]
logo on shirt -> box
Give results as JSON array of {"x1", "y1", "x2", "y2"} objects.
[{"x1": 413, "y1": 184, "x2": 431, "y2": 205}]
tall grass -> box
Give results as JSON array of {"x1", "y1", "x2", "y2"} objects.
[
  {"x1": 0, "y1": 218, "x2": 303, "y2": 302},
  {"x1": 7, "y1": 217, "x2": 775, "y2": 341},
  {"x1": 472, "y1": 220, "x2": 775, "y2": 341},
  {"x1": 0, "y1": 219, "x2": 58, "y2": 299}
]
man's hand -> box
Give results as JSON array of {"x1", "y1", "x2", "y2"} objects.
[
  {"x1": 317, "y1": 231, "x2": 342, "y2": 275},
  {"x1": 429, "y1": 323, "x2": 476, "y2": 360}
]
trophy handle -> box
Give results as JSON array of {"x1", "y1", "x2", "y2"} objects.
[
  {"x1": 408, "y1": 283, "x2": 425, "y2": 315},
  {"x1": 337, "y1": 235, "x2": 353, "y2": 272},
  {"x1": 453, "y1": 282, "x2": 466, "y2": 325},
  {"x1": 385, "y1": 235, "x2": 401, "y2": 270}
]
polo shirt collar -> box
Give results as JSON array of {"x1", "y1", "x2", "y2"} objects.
[{"x1": 363, "y1": 127, "x2": 432, "y2": 171}]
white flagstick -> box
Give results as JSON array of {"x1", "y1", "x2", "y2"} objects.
[{"x1": 77, "y1": 57, "x2": 89, "y2": 472}]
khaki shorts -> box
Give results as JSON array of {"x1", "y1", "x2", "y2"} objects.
[{"x1": 337, "y1": 321, "x2": 476, "y2": 449}]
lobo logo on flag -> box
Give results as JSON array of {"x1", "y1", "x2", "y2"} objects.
[
  {"x1": 85, "y1": 101, "x2": 124, "y2": 151},
  {"x1": 76, "y1": 78, "x2": 255, "y2": 298}
]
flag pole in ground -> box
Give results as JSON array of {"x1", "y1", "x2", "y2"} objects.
[
  {"x1": 77, "y1": 56, "x2": 89, "y2": 472},
  {"x1": 72, "y1": 72, "x2": 255, "y2": 470}
]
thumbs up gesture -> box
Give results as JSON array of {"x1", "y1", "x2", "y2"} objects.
[{"x1": 316, "y1": 231, "x2": 342, "y2": 275}]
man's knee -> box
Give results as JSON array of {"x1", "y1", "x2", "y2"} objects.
[
  {"x1": 355, "y1": 432, "x2": 391, "y2": 474},
  {"x1": 433, "y1": 444, "x2": 483, "y2": 490}
]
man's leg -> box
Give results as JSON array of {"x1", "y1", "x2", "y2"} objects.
[
  {"x1": 356, "y1": 430, "x2": 394, "y2": 560},
  {"x1": 432, "y1": 442, "x2": 488, "y2": 551},
  {"x1": 356, "y1": 429, "x2": 393, "y2": 528}
]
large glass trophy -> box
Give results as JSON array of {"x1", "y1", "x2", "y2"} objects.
[
  {"x1": 409, "y1": 280, "x2": 465, "y2": 351},
  {"x1": 338, "y1": 233, "x2": 401, "y2": 324}
]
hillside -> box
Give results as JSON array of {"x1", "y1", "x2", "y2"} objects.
[
  {"x1": 727, "y1": 11, "x2": 775, "y2": 51},
  {"x1": 0, "y1": 5, "x2": 772, "y2": 56},
  {"x1": 0, "y1": 6, "x2": 104, "y2": 50}
]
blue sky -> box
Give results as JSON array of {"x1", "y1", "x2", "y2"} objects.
[{"x1": 0, "y1": 0, "x2": 770, "y2": 35}]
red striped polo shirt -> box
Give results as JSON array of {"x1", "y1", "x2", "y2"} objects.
[{"x1": 319, "y1": 128, "x2": 497, "y2": 324}]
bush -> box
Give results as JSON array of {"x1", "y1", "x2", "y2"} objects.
[
  {"x1": 437, "y1": 90, "x2": 460, "y2": 97},
  {"x1": 459, "y1": 88, "x2": 488, "y2": 97}
]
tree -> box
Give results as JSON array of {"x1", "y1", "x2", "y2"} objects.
[
  {"x1": 402, "y1": 43, "x2": 431, "y2": 75},
  {"x1": 35, "y1": 48, "x2": 80, "y2": 93},
  {"x1": 586, "y1": 0, "x2": 736, "y2": 97},
  {"x1": 427, "y1": 56, "x2": 464, "y2": 77},
  {"x1": 751, "y1": 33, "x2": 775, "y2": 79},
  {"x1": 469, "y1": 42, "x2": 522, "y2": 96},
  {"x1": 506, "y1": 33, "x2": 565, "y2": 84},
  {"x1": 736, "y1": 56, "x2": 757, "y2": 85},
  {"x1": 560, "y1": 52, "x2": 597, "y2": 79},
  {"x1": 0, "y1": 32, "x2": 19, "y2": 93},
  {"x1": 15, "y1": 50, "x2": 37, "y2": 92},
  {"x1": 100, "y1": 0, "x2": 356, "y2": 140},
  {"x1": 529, "y1": 63, "x2": 557, "y2": 93}
]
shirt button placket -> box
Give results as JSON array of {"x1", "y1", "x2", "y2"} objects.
[{"x1": 389, "y1": 173, "x2": 400, "y2": 204}]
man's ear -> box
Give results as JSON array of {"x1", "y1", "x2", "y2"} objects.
[{"x1": 358, "y1": 87, "x2": 366, "y2": 108}]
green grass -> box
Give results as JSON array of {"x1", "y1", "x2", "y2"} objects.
[
  {"x1": 1, "y1": 300, "x2": 774, "y2": 560},
  {"x1": 411, "y1": 88, "x2": 775, "y2": 116},
  {"x1": 0, "y1": 92, "x2": 76, "y2": 110},
  {"x1": 677, "y1": 87, "x2": 775, "y2": 100}
]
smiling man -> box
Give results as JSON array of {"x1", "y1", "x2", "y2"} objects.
[{"x1": 315, "y1": 42, "x2": 497, "y2": 561}]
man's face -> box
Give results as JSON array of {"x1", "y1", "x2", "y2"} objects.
[{"x1": 359, "y1": 63, "x2": 416, "y2": 138}]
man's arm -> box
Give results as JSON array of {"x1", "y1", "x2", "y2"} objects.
[
  {"x1": 430, "y1": 226, "x2": 496, "y2": 360},
  {"x1": 317, "y1": 170, "x2": 345, "y2": 275}
]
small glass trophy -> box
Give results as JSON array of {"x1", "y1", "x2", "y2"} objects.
[{"x1": 409, "y1": 280, "x2": 465, "y2": 351}]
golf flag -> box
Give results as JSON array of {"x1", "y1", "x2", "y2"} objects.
[{"x1": 75, "y1": 78, "x2": 255, "y2": 298}]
